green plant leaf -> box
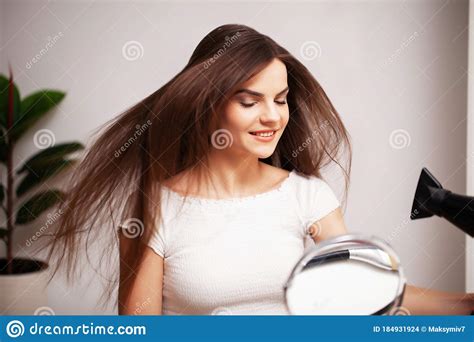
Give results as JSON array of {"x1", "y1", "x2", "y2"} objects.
[
  {"x1": 0, "y1": 227, "x2": 6, "y2": 239},
  {"x1": 11, "y1": 90, "x2": 65, "y2": 141},
  {"x1": 15, "y1": 190, "x2": 64, "y2": 225},
  {"x1": 17, "y1": 142, "x2": 84, "y2": 174},
  {"x1": 16, "y1": 159, "x2": 76, "y2": 197},
  {"x1": 0, "y1": 75, "x2": 21, "y2": 129}
]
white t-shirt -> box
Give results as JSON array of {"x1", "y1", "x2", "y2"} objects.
[{"x1": 147, "y1": 169, "x2": 340, "y2": 315}]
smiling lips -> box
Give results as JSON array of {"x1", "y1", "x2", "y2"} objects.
[
  {"x1": 249, "y1": 130, "x2": 276, "y2": 137},
  {"x1": 249, "y1": 130, "x2": 277, "y2": 142}
]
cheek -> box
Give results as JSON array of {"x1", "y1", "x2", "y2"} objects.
[
  {"x1": 221, "y1": 104, "x2": 255, "y2": 132},
  {"x1": 280, "y1": 108, "x2": 290, "y2": 127}
]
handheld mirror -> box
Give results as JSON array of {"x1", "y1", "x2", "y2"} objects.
[{"x1": 284, "y1": 234, "x2": 406, "y2": 315}]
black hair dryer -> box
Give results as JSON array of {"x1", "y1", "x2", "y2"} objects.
[{"x1": 410, "y1": 167, "x2": 474, "y2": 237}]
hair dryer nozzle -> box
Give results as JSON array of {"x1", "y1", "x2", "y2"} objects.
[
  {"x1": 410, "y1": 167, "x2": 474, "y2": 237},
  {"x1": 411, "y1": 167, "x2": 443, "y2": 220}
]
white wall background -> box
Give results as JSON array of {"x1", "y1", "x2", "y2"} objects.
[
  {"x1": 467, "y1": 0, "x2": 474, "y2": 292},
  {"x1": 0, "y1": 0, "x2": 470, "y2": 314}
]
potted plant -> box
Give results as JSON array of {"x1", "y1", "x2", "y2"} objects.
[{"x1": 0, "y1": 67, "x2": 84, "y2": 314}]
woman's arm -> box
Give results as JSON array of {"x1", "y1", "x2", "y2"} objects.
[
  {"x1": 118, "y1": 232, "x2": 164, "y2": 315},
  {"x1": 308, "y1": 207, "x2": 347, "y2": 242},
  {"x1": 402, "y1": 285, "x2": 473, "y2": 315},
  {"x1": 310, "y1": 208, "x2": 474, "y2": 315}
]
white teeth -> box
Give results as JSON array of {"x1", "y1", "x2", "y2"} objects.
[{"x1": 252, "y1": 131, "x2": 274, "y2": 137}]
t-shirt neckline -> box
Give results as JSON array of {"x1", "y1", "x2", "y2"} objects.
[{"x1": 162, "y1": 169, "x2": 295, "y2": 205}]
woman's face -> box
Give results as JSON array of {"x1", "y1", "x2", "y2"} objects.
[{"x1": 217, "y1": 58, "x2": 290, "y2": 159}]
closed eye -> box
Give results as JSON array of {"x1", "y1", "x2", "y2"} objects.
[
  {"x1": 239, "y1": 98, "x2": 287, "y2": 108},
  {"x1": 240, "y1": 102, "x2": 257, "y2": 108}
]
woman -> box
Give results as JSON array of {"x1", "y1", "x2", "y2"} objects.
[{"x1": 46, "y1": 24, "x2": 473, "y2": 315}]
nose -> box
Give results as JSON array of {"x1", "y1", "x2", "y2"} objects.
[{"x1": 260, "y1": 101, "x2": 281, "y2": 123}]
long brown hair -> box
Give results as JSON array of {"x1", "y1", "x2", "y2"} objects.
[{"x1": 45, "y1": 24, "x2": 352, "y2": 312}]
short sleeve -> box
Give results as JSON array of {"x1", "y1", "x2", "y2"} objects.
[
  {"x1": 147, "y1": 225, "x2": 166, "y2": 258},
  {"x1": 296, "y1": 175, "x2": 341, "y2": 234}
]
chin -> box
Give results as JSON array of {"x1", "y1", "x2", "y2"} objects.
[
  {"x1": 249, "y1": 149, "x2": 275, "y2": 159},
  {"x1": 239, "y1": 139, "x2": 278, "y2": 159}
]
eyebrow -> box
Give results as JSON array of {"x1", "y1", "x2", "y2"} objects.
[{"x1": 234, "y1": 86, "x2": 289, "y2": 98}]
